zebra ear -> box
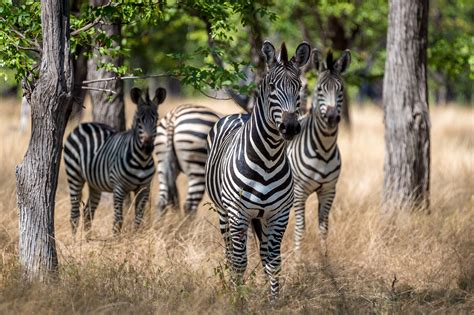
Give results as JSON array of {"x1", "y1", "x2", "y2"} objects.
[
  {"x1": 312, "y1": 48, "x2": 325, "y2": 72},
  {"x1": 262, "y1": 41, "x2": 277, "y2": 68},
  {"x1": 292, "y1": 42, "x2": 311, "y2": 68},
  {"x1": 153, "y1": 87, "x2": 167, "y2": 107},
  {"x1": 334, "y1": 49, "x2": 351, "y2": 74},
  {"x1": 130, "y1": 87, "x2": 143, "y2": 105}
]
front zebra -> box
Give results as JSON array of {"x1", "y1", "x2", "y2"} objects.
[
  {"x1": 64, "y1": 87, "x2": 167, "y2": 235},
  {"x1": 155, "y1": 104, "x2": 220, "y2": 215},
  {"x1": 287, "y1": 49, "x2": 351, "y2": 253},
  {"x1": 205, "y1": 41, "x2": 311, "y2": 299}
]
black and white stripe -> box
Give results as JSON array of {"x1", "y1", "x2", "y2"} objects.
[
  {"x1": 286, "y1": 49, "x2": 351, "y2": 253},
  {"x1": 64, "y1": 87, "x2": 167, "y2": 235},
  {"x1": 205, "y1": 41, "x2": 311, "y2": 299},
  {"x1": 154, "y1": 104, "x2": 220, "y2": 215}
]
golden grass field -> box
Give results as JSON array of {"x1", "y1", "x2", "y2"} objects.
[{"x1": 0, "y1": 97, "x2": 472, "y2": 314}]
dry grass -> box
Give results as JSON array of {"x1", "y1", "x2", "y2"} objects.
[{"x1": 0, "y1": 97, "x2": 472, "y2": 314}]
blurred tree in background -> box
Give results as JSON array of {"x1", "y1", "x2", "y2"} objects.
[{"x1": 0, "y1": 0, "x2": 472, "y2": 106}]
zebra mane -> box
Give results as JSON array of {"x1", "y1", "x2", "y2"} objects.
[
  {"x1": 143, "y1": 88, "x2": 151, "y2": 103},
  {"x1": 279, "y1": 42, "x2": 288, "y2": 64},
  {"x1": 326, "y1": 49, "x2": 334, "y2": 71}
]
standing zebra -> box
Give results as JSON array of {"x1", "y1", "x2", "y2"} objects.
[
  {"x1": 64, "y1": 87, "x2": 167, "y2": 235},
  {"x1": 154, "y1": 104, "x2": 220, "y2": 215},
  {"x1": 286, "y1": 49, "x2": 351, "y2": 253},
  {"x1": 205, "y1": 41, "x2": 311, "y2": 298}
]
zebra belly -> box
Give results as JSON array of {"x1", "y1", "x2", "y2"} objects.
[{"x1": 112, "y1": 165, "x2": 155, "y2": 192}]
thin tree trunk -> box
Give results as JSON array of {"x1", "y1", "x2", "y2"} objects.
[
  {"x1": 383, "y1": 0, "x2": 430, "y2": 212},
  {"x1": 16, "y1": 0, "x2": 73, "y2": 280},
  {"x1": 87, "y1": 0, "x2": 125, "y2": 131}
]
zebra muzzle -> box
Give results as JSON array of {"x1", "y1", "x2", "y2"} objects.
[
  {"x1": 279, "y1": 111, "x2": 301, "y2": 140},
  {"x1": 326, "y1": 106, "x2": 340, "y2": 128}
]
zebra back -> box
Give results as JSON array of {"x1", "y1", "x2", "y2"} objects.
[{"x1": 155, "y1": 104, "x2": 220, "y2": 214}]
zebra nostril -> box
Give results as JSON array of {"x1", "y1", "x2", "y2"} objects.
[{"x1": 279, "y1": 123, "x2": 287, "y2": 133}]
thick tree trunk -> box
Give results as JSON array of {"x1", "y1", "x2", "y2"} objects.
[
  {"x1": 16, "y1": 0, "x2": 73, "y2": 280},
  {"x1": 383, "y1": 0, "x2": 430, "y2": 211},
  {"x1": 87, "y1": 0, "x2": 125, "y2": 131}
]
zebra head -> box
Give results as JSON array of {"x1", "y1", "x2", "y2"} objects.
[
  {"x1": 262, "y1": 41, "x2": 311, "y2": 140},
  {"x1": 130, "y1": 87, "x2": 167, "y2": 154},
  {"x1": 312, "y1": 49, "x2": 351, "y2": 129}
]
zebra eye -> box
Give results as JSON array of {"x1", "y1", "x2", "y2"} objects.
[
  {"x1": 317, "y1": 86, "x2": 322, "y2": 92},
  {"x1": 269, "y1": 82, "x2": 276, "y2": 92}
]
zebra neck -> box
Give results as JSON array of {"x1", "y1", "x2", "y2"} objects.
[
  {"x1": 308, "y1": 112, "x2": 338, "y2": 154},
  {"x1": 244, "y1": 96, "x2": 286, "y2": 163},
  {"x1": 130, "y1": 132, "x2": 153, "y2": 163}
]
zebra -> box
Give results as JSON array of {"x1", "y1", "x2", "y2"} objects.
[
  {"x1": 286, "y1": 49, "x2": 351, "y2": 254},
  {"x1": 205, "y1": 41, "x2": 311, "y2": 299},
  {"x1": 63, "y1": 87, "x2": 167, "y2": 235},
  {"x1": 154, "y1": 104, "x2": 220, "y2": 215}
]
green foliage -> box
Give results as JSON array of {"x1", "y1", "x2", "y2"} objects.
[
  {"x1": 0, "y1": 0, "x2": 41, "y2": 83},
  {"x1": 429, "y1": 0, "x2": 474, "y2": 79},
  {"x1": 0, "y1": 0, "x2": 471, "y2": 102}
]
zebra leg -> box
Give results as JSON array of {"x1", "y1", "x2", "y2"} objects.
[
  {"x1": 112, "y1": 186, "x2": 127, "y2": 235},
  {"x1": 134, "y1": 185, "x2": 150, "y2": 230},
  {"x1": 156, "y1": 162, "x2": 179, "y2": 216},
  {"x1": 253, "y1": 219, "x2": 269, "y2": 270},
  {"x1": 83, "y1": 188, "x2": 101, "y2": 234},
  {"x1": 317, "y1": 186, "x2": 336, "y2": 256},
  {"x1": 217, "y1": 207, "x2": 232, "y2": 266},
  {"x1": 265, "y1": 212, "x2": 290, "y2": 300},
  {"x1": 293, "y1": 191, "x2": 309, "y2": 252},
  {"x1": 228, "y1": 214, "x2": 250, "y2": 287},
  {"x1": 183, "y1": 175, "x2": 205, "y2": 214},
  {"x1": 68, "y1": 178, "x2": 85, "y2": 235}
]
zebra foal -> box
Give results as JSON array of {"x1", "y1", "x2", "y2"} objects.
[
  {"x1": 287, "y1": 49, "x2": 351, "y2": 253},
  {"x1": 64, "y1": 87, "x2": 166, "y2": 235},
  {"x1": 154, "y1": 104, "x2": 220, "y2": 215},
  {"x1": 205, "y1": 41, "x2": 311, "y2": 298}
]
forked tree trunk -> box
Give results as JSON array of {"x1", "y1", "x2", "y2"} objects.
[
  {"x1": 16, "y1": 0, "x2": 73, "y2": 280},
  {"x1": 87, "y1": 0, "x2": 125, "y2": 131},
  {"x1": 382, "y1": 0, "x2": 430, "y2": 212}
]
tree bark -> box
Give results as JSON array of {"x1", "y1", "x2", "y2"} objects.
[
  {"x1": 16, "y1": 0, "x2": 73, "y2": 280},
  {"x1": 382, "y1": 0, "x2": 430, "y2": 211},
  {"x1": 87, "y1": 0, "x2": 125, "y2": 131}
]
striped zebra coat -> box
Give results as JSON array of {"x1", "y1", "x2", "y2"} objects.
[
  {"x1": 155, "y1": 104, "x2": 220, "y2": 215},
  {"x1": 64, "y1": 87, "x2": 167, "y2": 235},
  {"x1": 205, "y1": 41, "x2": 311, "y2": 298},
  {"x1": 286, "y1": 49, "x2": 351, "y2": 253}
]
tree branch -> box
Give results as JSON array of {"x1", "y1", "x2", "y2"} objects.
[
  {"x1": 71, "y1": 16, "x2": 103, "y2": 36},
  {"x1": 0, "y1": 17, "x2": 42, "y2": 53},
  {"x1": 81, "y1": 86, "x2": 117, "y2": 94},
  {"x1": 82, "y1": 74, "x2": 175, "y2": 85},
  {"x1": 198, "y1": 90, "x2": 232, "y2": 100}
]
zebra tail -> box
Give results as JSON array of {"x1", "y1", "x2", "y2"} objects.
[{"x1": 251, "y1": 218, "x2": 263, "y2": 244}]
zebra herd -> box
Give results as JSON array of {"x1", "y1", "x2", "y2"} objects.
[{"x1": 63, "y1": 41, "x2": 350, "y2": 299}]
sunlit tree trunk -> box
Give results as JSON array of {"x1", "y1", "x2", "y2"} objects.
[
  {"x1": 383, "y1": 0, "x2": 430, "y2": 212},
  {"x1": 16, "y1": 0, "x2": 73, "y2": 280},
  {"x1": 87, "y1": 0, "x2": 125, "y2": 131}
]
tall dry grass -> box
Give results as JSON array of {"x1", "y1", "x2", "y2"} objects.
[{"x1": 0, "y1": 97, "x2": 472, "y2": 314}]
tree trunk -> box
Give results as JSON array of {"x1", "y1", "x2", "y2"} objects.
[
  {"x1": 87, "y1": 0, "x2": 125, "y2": 131},
  {"x1": 16, "y1": 0, "x2": 73, "y2": 280},
  {"x1": 382, "y1": 0, "x2": 430, "y2": 211}
]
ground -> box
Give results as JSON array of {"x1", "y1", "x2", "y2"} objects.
[{"x1": 0, "y1": 97, "x2": 472, "y2": 313}]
